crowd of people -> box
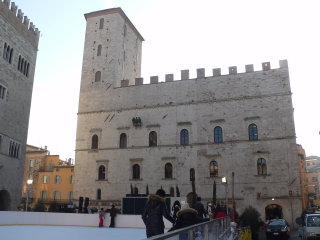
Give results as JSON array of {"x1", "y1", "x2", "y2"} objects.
[
  {"x1": 141, "y1": 189, "x2": 229, "y2": 238},
  {"x1": 92, "y1": 188, "x2": 228, "y2": 236}
]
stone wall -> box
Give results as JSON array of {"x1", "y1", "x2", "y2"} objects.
[
  {"x1": 74, "y1": 7, "x2": 301, "y2": 228},
  {"x1": 0, "y1": 0, "x2": 39, "y2": 210}
]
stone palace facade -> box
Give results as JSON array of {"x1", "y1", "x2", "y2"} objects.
[{"x1": 74, "y1": 8, "x2": 301, "y2": 226}]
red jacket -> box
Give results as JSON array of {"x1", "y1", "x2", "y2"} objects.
[{"x1": 216, "y1": 211, "x2": 228, "y2": 219}]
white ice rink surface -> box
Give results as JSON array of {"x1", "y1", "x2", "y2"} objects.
[{"x1": 0, "y1": 225, "x2": 147, "y2": 240}]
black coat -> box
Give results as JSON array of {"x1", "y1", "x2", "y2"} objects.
[
  {"x1": 142, "y1": 194, "x2": 174, "y2": 232},
  {"x1": 193, "y1": 201, "x2": 207, "y2": 218},
  {"x1": 169, "y1": 207, "x2": 206, "y2": 232},
  {"x1": 110, "y1": 207, "x2": 117, "y2": 218}
]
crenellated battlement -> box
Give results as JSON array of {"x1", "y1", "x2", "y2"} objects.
[
  {"x1": 120, "y1": 60, "x2": 288, "y2": 88},
  {"x1": 0, "y1": 0, "x2": 40, "y2": 49}
]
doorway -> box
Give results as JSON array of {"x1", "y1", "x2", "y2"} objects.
[
  {"x1": 265, "y1": 204, "x2": 283, "y2": 220},
  {"x1": 0, "y1": 190, "x2": 11, "y2": 210}
]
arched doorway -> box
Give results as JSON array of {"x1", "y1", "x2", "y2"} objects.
[
  {"x1": 265, "y1": 204, "x2": 283, "y2": 220},
  {"x1": 0, "y1": 190, "x2": 11, "y2": 210}
]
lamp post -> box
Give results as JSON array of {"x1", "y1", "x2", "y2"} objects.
[
  {"x1": 222, "y1": 176, "x2": 228, "y2": 215},
  {"x1": 26, "y1": 179, "x2": 33, "y2": 212}
]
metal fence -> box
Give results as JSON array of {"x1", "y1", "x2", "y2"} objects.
[
  {"x1": 231, "y1": 227, "x2": 251, "y2": 240},
  {"x1": 145, "y1": 217, "x2": 230, "y2": 240}
]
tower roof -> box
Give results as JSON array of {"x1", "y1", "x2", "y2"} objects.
[{"x1": 84, "y1": 7, "x2": 144, "y2": 41}]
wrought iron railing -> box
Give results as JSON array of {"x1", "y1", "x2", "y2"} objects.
[{"x1": 145, "y1": 217, "x2": 230, "y2": 240}]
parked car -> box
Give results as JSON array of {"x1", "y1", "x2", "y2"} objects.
[
  {"x1": 300, "y1": 214, "x2": 320, "y2": 239},
  {"x1": 266, "y1": 219, "x2": 290, "y2": 239}
]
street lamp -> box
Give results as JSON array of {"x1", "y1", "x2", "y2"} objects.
[
  {"x1": 222, "y1": 176, "x2": 228, "y2": 215},
  {"x1": 26, "y1": 179, "x2": 33, "y2": 212}
]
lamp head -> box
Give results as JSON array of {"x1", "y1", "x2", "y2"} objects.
[{"x1": 221, "y1": 176, "x2": 227, "y2": 183}]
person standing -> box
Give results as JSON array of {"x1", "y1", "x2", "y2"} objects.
[
  {"x1": 142, "y1": 189, "x2": 174, "y2": 238},
  {"x1": 98, "y1": 208, "x2": 105, "y2": 227},
  {"x1": 109, "y1": 205, "x2": 117, "y2": 228},
  {"x1": 194, "y1": 196, "x2": 208, "y2": 219}
]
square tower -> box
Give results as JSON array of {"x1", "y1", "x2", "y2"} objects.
[{"x1": 0, "y1": 1, "x2": 40, "y2": 210}]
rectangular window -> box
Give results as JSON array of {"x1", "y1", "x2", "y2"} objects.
[
  {"x1": 40, "y1": 191, "x2": 48, "y2": 200},
  {"x1": 29, "y1": 159, "x2": 36, "y2": 170},
  {"x1": 312, "y1": 177, "x2": 318, "y2": 182},
  {"x1": 69, "y1": 175, "x2": 73, "y2": 184},
  {"x1": 0, "y1": 84, "x2": 7, "y2": 100},
  {"x1": 53, "y1": 191, "x2": 61, "y2": 200},
  {"x1": 42, "y1": 175, "x2": 49, "y2": 184},
  {"x1": 54, "y1": 175, "x2": 61, "y2": 184},
  {"x1": 68, "y1": 191, "x2": 73, "y2": 201},
  {"x1": 8, "y1": 139, "x2": 20, "y2": 158}
]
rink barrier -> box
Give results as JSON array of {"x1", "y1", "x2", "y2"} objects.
[
  {"x1": 145, "y1": 217, "x2": 231, "y2": 240},
  {"x1": 0, "y1": 211, "x2": 171, "y2": 228}
]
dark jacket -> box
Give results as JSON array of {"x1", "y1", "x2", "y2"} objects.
[
  {"x1": 142, "y1": 194, "x2": 174, "y2": 231},
  {"x1": 110, "y1": 206, "x2": 117, "y2": 218},
  {"x1": 169, "y1": 205, "x2": 206, "y2": 232},
  {"x1": 193, "y1": 201, "x2": 207, "y2": 218}
]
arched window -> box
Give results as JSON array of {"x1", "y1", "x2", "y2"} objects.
[
  {"x1": 21, "y1": 58, "x2": 24, "y2": 73},
  {"x1": 99, "y1": 18, "x2": 104, "y2": 29},
  {"x1": 170, "y1": 187, "x2": 174, "y2": 197},
  {"x1": 5, "y1": 45, "x2": 10, "y2": 60},
  {"x1": 98, "y1": 165, "x2": 105, "y2": 180},
  {"x1": 248, "y1": 123, "x2": 258, "y2": 140},
  {"x1": 257, "y1": 158, "x2": 267, "y2": 175},
  {"x1": 9, "y1": 48, "x2": 13, "y2": 63},
  {"x1": 18, "y1": 56, "x2": 21, "y2": 70},
  {"x1": 180, "y1": 129, "x2": 189, "y2": 145},
  {"x1": 97, "y1": 45, "x2": 102, "y2": 56},
  {"x1": 210, "y1": 161, "x2": 218, "y2": 177},
  {"x1": 97, "y1": 189, "x2": 101, "y2": 200},
  {"x1": 23, "y1": 61, "x2": 27, "y2": 75},
  {"x1": 190, "y1": 168, "x2": 195, "y2": 181},
  {"x1": 132, "y1": 164, "x2": 140, "y2": 179},
  {"x1": 95, "y1": 71, "x2": 101, "y2": 82},
  {"x1": 91, "y1": 134, "x2": 98, "y2": 149},
  {"x1": 26, "y1": 63, "x2": 30, "y2": 77},
  {"x1": 2, "y1": 43, "x2": 6, "y2": 58},
  {"x1": 214, "y1": 126, "x2": 223, "y2": 143},
  {"x1": 165, "y1": 163, "x2": 173, "y2": 179},
  {"x1": 149, "y1": 131, "x2": 157, "y2": 147},
  {"x1": 120, "y1": 133, "x2": 127, "y2": 148}
]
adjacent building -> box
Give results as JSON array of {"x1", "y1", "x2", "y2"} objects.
[
  {"x1": 305, "y1": 156, "x2": 320, "y2": 206},
  {"x1": 0, "y1": 0, "x2": 39, "y2": 210},
  {"x1": 306, "y1": 156, "x2": 320, "y2": 172},
  {"x1": 22, "y1": 145, "x2": 74, "y2": 211},
  {"x1": 74, "y1": 7, "x2": 301, "y2": 226}
]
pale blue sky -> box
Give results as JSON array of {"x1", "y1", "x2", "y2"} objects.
[{"x1": 12, "y1": 0, "x2": 320, "y2": 160}]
